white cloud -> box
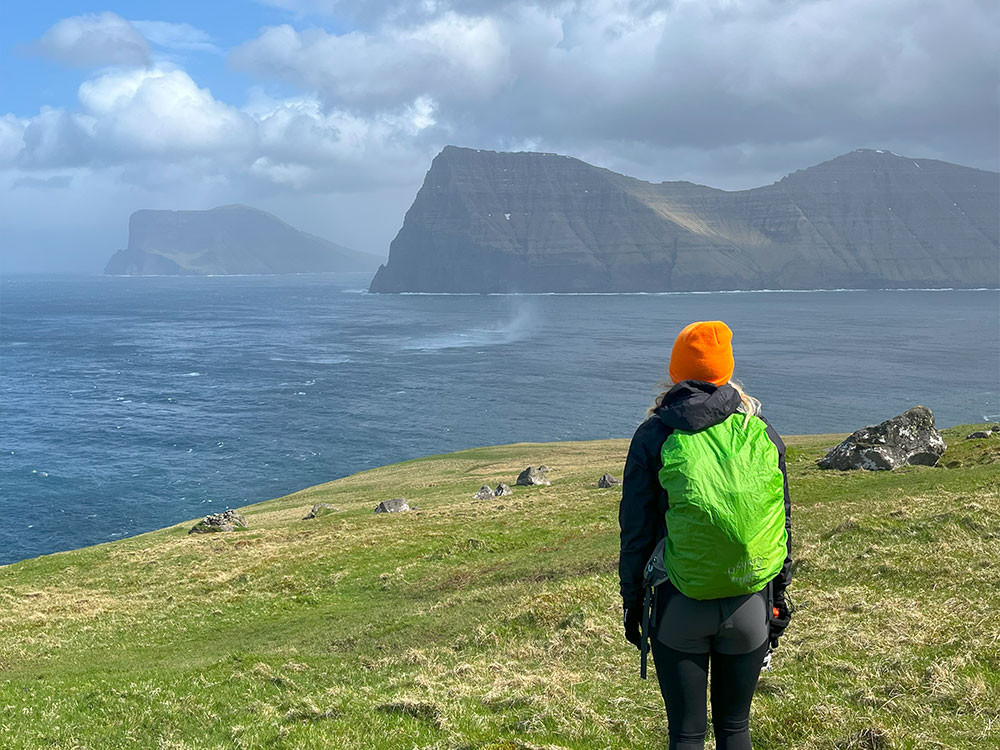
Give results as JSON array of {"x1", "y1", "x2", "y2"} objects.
[
  {"x1": 78, "y1": 69, "x2": 252, "y2": 158},
  {"x1": 131, "y1": 21, "x2": 219, "y2": 53},
  {"x1": 14, "y1": 69, "x2": 251, "y2": 169},
  {"x1": 0, "y1": 114, "x2": 27, "y2": 166},
  {"x1": 20, "y1": 107, "x2": 95, "y2": 169},
  {"x1": 8, "y1": 67, "x2": 439, "y2": 193},
  {"x1": 17, "y1": 1, "x2": 998, "y2": 192},
  {"x1": 36, "y1": 12, "x2": 151, "y2": 68},
  {"x1": 231, "y1": 13, "x2": 511, "y2": 109},
  {"x1": 246, "y1": 92, "x2": 439, "y2": 189},
  {"x1": 232, "y1": 0, "x2": 1000, "y2": 173}
]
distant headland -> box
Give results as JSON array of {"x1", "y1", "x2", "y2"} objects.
[
  {"x1": 369, "y1": 147, "x2": 1000, "y2": 293},
  {"x1": 104, "y1": 204, "x2": 382, "y2": 276}
]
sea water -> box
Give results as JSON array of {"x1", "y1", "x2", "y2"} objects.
[{"x1": 1, "y1": 273, "x2": 997, "y2": 565}]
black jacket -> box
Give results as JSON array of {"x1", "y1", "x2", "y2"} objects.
[{"x1": 618, "y1": 380, "x2": 792, "y2": 608}]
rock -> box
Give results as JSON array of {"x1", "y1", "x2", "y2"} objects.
[
  {"x1": 598, "y1": 474, "x2": 622, "y2": 488},
  {"x1": 966, "y1": 430, "x2": 996, "y2": 439},
  {"x1": 302, "y1": 503, "x2": 337, "y2": 519},
  {"x1": 188, "y1": 509, "x2": 248, "y2": 534},
  {"x1": 493, "y1": 483, "x2": 513, "y2": 496},
  {"x1": 516, "y1": 466, "x2": 551, "y2": 486},
  {"x1": 105, "y1": 205, "x2": 380, "y2": 276},
  {"x1": 368, "y1": 146, "x2": 999, "y2": 293},
  {"x1": 374, "y1": 498, "x2": 410, "y2": 514},
  {"x1": 818, "y1": 406, "x2": 946, "y2": 471},
  {"x1": 473, "y1": 485, "x2": 495, "y2": 500}
]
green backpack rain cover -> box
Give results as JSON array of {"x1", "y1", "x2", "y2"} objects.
[{"x1": 658, "y1": 413, "x2": 786, "y2": 600}]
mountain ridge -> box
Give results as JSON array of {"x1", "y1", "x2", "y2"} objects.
[{"x1": 369, "y1": 147, "x2": 999, "y2": 293}]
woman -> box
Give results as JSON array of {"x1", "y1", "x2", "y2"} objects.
[{"x1": 619, "y1": 320, "x2": 792, "y2": 750}]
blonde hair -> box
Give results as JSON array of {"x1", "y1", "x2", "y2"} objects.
[{"x1": 647, "y1": 377, "x2": 762, "y2": 425}]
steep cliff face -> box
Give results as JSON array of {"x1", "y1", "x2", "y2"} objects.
[
  {"x1": 105, "y1": 205, "x2": 380, "y2": 275},
  {"x1": 368, "y1": 147, "x2": 999, "y2": 292}
]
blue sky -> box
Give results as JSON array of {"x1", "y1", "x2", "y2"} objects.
[
  {"x1": 1, "y1": 1, "x2": 998, "y2": 272},
  {"x1": 2, "y1": 2, "x2": 295, "y2": 115}
]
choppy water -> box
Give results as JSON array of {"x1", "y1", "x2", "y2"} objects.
[{"x1": 1, "y1": 273, "x2": 997, "y2": 565}]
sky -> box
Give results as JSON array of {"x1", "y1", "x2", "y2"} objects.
[{"x1": 1, "y1": 0, "x2": 998, "y2": 273}]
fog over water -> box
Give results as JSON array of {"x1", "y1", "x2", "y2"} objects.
[{"x1": 1, "y1": 273, "x2": 997, "y2": 565}]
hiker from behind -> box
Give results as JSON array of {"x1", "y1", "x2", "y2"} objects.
[{"x1": 618, "y1": 321, "x2": 792, "y2": 750}]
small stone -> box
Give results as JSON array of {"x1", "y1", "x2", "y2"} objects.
[
  {"x1": 598, "y1": 473, "x2": 622, "y2": 488},
  {"x1": 189, "y1": 509, "x2": 248, "y2": 534},
  {"x1": 516, "y1": 466, "x2": 550, "y2": 486},
  {"x1": 303, "y1": 503, "x2": 337, "y2": 519},
  {"x1": 473, "y1": 485, "x2": 494, "y2": 500},
  {"x1": 374, "y1": 498, "x2": 410, "y2": 514},
  {"x1": 966, "y1": 430, "x2": 995, "y2": 440},
  {"x1": 493, "y1": 483, "x2": 513, "y2": 496}
]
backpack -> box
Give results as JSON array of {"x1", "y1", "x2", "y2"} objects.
[{"x1": 657, "y1": 412, "x2": 786, "y2": 600}]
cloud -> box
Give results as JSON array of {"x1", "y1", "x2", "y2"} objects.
[
  {"x1": 35, "y1": 12, "x2": 151, "y2": 68},
  {"x1": 7, "y1": 67, "x2": 439, "y2": 192},
  {"x1": 78, "y1": 69, "x2": 252, "y2": 158},
  {"x1": 16, "y1": 1, "x2": 999, "y2": 192},
  {"x1": 231, "y1": 13, "x2": 512, "y2": 110},
  {"x1": 233, "y1": 0, "x2": 1000, "y2": 178},
  {"x1": 12, "y1": 175, "x2": 73, "y2": 190},
  {"x1": 14, "y1": 69, "x2": 250, "y2": 169},
  {"x1": 131, "y1": 21, "x2": 220, "y2": 54},
  {"x1": 0, "y1": 114, "x2": 27, "y2": 166},
  {"x1": 246, "y1": 91, "x2": 439, "y2": 189}
]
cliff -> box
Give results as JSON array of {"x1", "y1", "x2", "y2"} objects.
[
  {"x1": 369, "y1": 147, "x2": 1000, "y2": 292},
  {"x1": 105, "y1": 204, "x2": 381, "y2": 275}
]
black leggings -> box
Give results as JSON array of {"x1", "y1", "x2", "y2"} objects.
[{"x1": 650, "y1": 629, "x2": 769, "y2": 750}]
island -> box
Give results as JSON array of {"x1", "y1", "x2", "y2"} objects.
[
  {"x1": 369, "y1": 147, "x2": 999, "y2": 293},
  {"x1": 105, "y1": 204, "x2": 382, "y2": 275}
]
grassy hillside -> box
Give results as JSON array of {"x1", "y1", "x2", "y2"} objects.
[{"x1": 1, "y1": 425, "x2": 997, "y2": 749}]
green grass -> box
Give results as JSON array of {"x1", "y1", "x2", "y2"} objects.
[{"x1": 1, "y1": 425, "x2": 998, "y2": 749}]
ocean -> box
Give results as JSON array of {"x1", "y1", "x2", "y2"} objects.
[{"x1": 1, "y1": 273, "x2": 997, "y2": 566}]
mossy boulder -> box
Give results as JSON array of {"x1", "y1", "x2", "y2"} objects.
[
  {"x1": 188, "y1": 509, "x2": 248, "y2": 534},
  {"x1": 818, "y1": 406, "x2": 946, "y2": 471}
]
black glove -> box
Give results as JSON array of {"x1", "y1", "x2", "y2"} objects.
[
  {"x1": 769, "y1": 589, "x2": 792, "y2": 648},
  {"x1": 623, "y1": 601, "x2": 642, "y2": 650}
]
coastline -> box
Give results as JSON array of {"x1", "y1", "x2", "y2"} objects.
[{"x1": 0, "y1": 429, "x2": 948, "y2": 568}]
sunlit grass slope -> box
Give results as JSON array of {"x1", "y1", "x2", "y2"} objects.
[{"x1": 1, "y1": 425, "x2": 998, "y2": 749}]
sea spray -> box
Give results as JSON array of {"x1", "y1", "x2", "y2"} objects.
[{"x1": 402, "y1": 298, "x2": 539, "y2": 351}]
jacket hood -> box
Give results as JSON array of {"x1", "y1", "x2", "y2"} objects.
[{"x1": 655, "y1": 380, "x2": 742, "y2": 432}]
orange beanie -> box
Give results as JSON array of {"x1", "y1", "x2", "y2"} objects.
[{"x1": 668, "y1": 321, "x2": 735, "y2": 386}]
